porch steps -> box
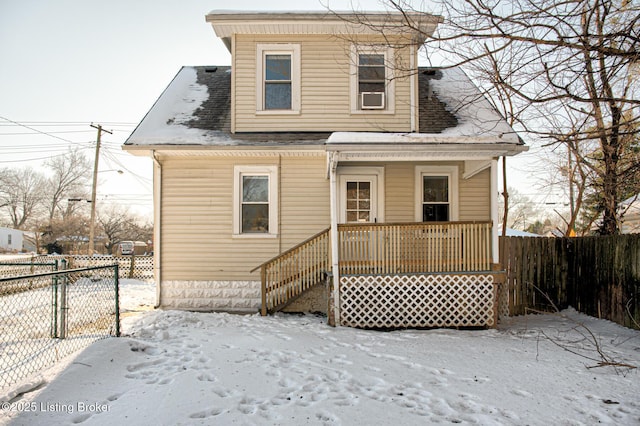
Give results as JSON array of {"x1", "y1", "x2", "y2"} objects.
[
  {"x1": 255, "y1": 222, "x2": 496, "y2": 325},
  {"x1": 252, "y1": 228, "x2": 330, "y2": 315}
]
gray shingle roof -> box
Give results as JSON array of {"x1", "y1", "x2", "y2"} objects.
[
  {"x1": 125, "y1": 65, "x2": 522, "y2": 147},
  {"x1": 180, "y1": 66, "x2": 460, "y2": 135}
]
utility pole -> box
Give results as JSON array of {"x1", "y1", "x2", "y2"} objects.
[{"x1": 88, "y1": 123, "x2": 112, "y2": 255}]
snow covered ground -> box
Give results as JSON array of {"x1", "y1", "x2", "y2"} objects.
[{"x1": 1, "y1": 279, "x2": 639, "y2": 426}]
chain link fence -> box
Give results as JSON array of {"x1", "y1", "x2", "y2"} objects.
[
  {"x1": 0, "y1": 260, "x2": 60, "y2": 282},
  {"x1": 0, "y1": 254, "x2": 153, "y2": 282},
  {"x1": 0, "y1": 264, "x2": 120, "y2": 392}
]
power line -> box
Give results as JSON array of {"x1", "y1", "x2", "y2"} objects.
[
  {"x1": 0, "y1": 130, "x2": 97, "y2": 135},
  {"x1": 0, "y1": 121, "x2": 137, "y2": 127},
  {"x1": 0, "y1": 116, "x2": 89, "y2": 145}
]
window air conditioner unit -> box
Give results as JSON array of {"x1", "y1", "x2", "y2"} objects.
[{"x1": 361, "y1": 92, "x2": 385, "y2": 109}]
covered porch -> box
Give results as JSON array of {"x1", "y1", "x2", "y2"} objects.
[
  {"x1": 255, "y1": 134, "x2": 524, "y2": 328},
  {"x1": 256, "y1": 221, "x2": 504, "y2": 328}
]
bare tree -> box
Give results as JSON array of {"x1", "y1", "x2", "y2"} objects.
[
  {"x1": 499, "y1": 187, "x2": 541, "y2": 230},
  {"x1": 44, "y1": 148, "x2": 91, "y2": 222},
  {"x1": 333, "y1": 0, "x2": 640, "y2": 234},
  {"x1": 0, "y1": 167, "x2": 46, "y2": 229},
  {"x1": 98, "y1": 206, "x2": 153, "y2": 254}
]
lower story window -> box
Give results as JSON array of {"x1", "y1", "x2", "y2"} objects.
[
  {"x1": 242, "y1": 175, "x2": 269, "y2": 232},
  {"x1": 422, "y1": 175, "x2": 449, "y2": 221},
  {"x1": 234, "y1": 166, "x2": 278, "y2": 236},
  {"x1": 415, "y1": 166, "x2": 459, "y2": 222}
]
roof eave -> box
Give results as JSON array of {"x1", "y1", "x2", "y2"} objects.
[
  {"x1": 325, "y1": 142, "x2": 528, "y2": 158},
  {"x1": 205, "y1": 10, "x2": 442, "y2": 46}
]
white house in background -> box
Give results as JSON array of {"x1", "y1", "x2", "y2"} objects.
[
  {"x1": 621, "y1": 195, "x2": 640, "y2": 234},
  {"x1": 0, "y1": 227, "x2": 24, "y2": 252}
]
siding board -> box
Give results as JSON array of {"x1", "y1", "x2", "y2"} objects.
[
  {"x1": 234, "y1": 34, "x2": 412, "y2": 132},
  {"x1": 160, "y1": 155, "x2": 329, "y2": 281},
  {"x1": 159, "y1": 158, "x2": 491, "y2": 282}
]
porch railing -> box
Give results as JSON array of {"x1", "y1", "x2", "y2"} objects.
[
  {"x1": 256, "y1": 221, "x2": 492, "y2": 315},
  {"x1": 338, "y1": 221, "x2": 492, "y2": 275},
  {"x1": 253, "y1": 228, "x2": 331, "y2": 315}
]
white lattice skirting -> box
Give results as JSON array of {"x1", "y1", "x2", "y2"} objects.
[{"x1": 340, "y1": 273, "x2": 496, "y2": 328}]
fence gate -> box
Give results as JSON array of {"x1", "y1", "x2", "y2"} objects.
[{"x1": 0, "y1": 264, "x2": 120, "y2": 392}]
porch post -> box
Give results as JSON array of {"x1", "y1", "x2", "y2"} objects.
[
  {"x1": 329, "y1": 152, "x2": 341, "y2": 327},
  {"x1": 491, "y1": 158, "x2": 499, "y2": 264}
]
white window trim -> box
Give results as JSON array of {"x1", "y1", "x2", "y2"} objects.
[
  {"x1": 350, "y1": 44, "x2": 395, "y2": 114},
  {"x1": 337, "y1": 166, "x2": 385, "y2": 224},
  {"x1": 256, "y1": 44, "x2": 301, "y2": 114},
  {"x1": 233, "y1": 165, "x2": 278, "y2": 238},
  {"x1": 414, "y1": 165, "x2": 459, "y2": 222}
]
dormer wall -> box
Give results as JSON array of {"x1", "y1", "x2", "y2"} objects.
[{"x1": 230, "y1": 33, "x2": 417, "y2": 133}]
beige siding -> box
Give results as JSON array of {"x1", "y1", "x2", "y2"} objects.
[
  {"x1": 384, "y1": 163, "x2": 415, "y2": 222},
  {"x1": 459, "y1": 168, "x2": 491, "y2": 221},
  {"x1": 344, "y1": 161, "x2": 491, "y2": 223},
  {"x1": 233, "y1": 34, "x2": 412, "y2": 132},
  {"x1": 159, "y1": 154, "x2": 330, "y2": 282},
  {"x1": 280, "y1": 157, "x2": 331, "y2": 248},
  {"x1": 159, "y1": 158, "x2": 490, "y2": 282}
]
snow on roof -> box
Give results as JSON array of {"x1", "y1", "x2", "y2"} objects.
[
  {"x1": 126, "y1": 67, "x2": 234, "y2": 146},
  {"x1": 125, "y1": 66, "x2": 523, "y2": 149},
  {"x1": 429, "y1": 68, "x2": 519, "y2": 141}
]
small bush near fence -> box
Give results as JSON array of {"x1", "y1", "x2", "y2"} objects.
[
  {"x1": 0, "y1": 265, "x2": 120, "y2": 392},
  {"x1": 500, "y1": 235, "x2": 640, "y2": 329}
]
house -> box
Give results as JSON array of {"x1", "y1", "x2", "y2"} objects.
[
  {"x1": 123, "y1": 10, "x2": 527, "y2": 328},
  {"x1": 620, "y1": 195, "x2": 640, "y2": 234},
  {"x1": 0, "y1": 227, "x2": 24, "y2": 253}
]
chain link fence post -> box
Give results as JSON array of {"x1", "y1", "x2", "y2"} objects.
[
  {"x1": 115, "y1": 264, "x2": 121, "y2": 337},
  {"x1": 58, "y1": 259, "x2": 68, "y2": 339},
  {"x1": 51, "y1": 259, "x2": 59, "y2": 338}
]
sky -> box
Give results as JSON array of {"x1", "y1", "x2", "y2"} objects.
[{"x1": 0, "y1": 0, "x2": 545, "y2": 222}]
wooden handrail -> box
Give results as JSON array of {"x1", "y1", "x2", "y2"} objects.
[
  {"x1": 251, "y1": 227, "x2": 330, "y2": 273},
  {"x1": 258, "y1": 221, "x2": 493, "y2": 315},
  {"x1": 258, "y1": 228, "x2": 331, "y2": 315}
]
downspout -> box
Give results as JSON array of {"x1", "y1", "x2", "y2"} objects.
[
  {"x1": 329, "y1": 152, "x2": 340, "y2": 327},
  {"x1": 152, "y1": 151, "x2": 162, "y2": 308},
  {"x1": 230, "y1": 33, "x2": 236, "y2": 134},
  {"x1": 490, "y1": 158, "x2": 499, "y2": 265},
  {"x1": 410, "y1": 46, "x2": 417, "y2": 132},
  {"x1": 278, "y1": 154, "x2": 282, "y2": 253}
]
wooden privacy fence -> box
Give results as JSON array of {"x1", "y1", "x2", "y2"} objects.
[{"x1": 500, "y1": 235, "x2": 640, "y2": 329}]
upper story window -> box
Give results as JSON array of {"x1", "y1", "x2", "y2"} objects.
[
  {"x1": 415, "y1": 166, "x2": 459, "y2": 222},
  {"x1": 256, "y1": 44, "x2": 300, "y2": 114},
  {"x1": 351, "y1": 45, "x2": 395, "y2": 113},
  {"x1": 265, "y1": 55, "x2": 291, "y2": 109},
  {"x1": 358, "y1": 54, "x2": 385, "y2": 91}
]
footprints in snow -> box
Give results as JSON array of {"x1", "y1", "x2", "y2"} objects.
[
  {"x1": 123, "y1": 316, "x2": 517, "y2": 425},
  {"x1": 125, "y1": 338, "x2": 212, "y2": 385}
]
